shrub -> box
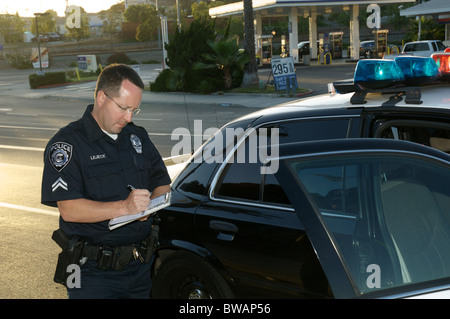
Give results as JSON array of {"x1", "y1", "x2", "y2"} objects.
[
  {"x1": 5, "y1": 52, "x2": 32, "y2": 69},
  {"x1": 149, "y1": 69, "x2": 172, "y2": 92},
  {"x1": 29, "y1": 71, "x2": 67, "y2": 89},
  {"x1": 107, "y1": 52, "x2": 133, "y2": 65}
]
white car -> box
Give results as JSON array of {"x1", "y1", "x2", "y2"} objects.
[{"x1": 385, "y1": 40, "x2": 447, "y2": 59}]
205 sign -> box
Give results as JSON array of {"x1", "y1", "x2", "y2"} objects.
[{"x1": 271, "y1": 57, "x2": 297, "y2": 91}]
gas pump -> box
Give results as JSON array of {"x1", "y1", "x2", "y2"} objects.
[
  {"x1": 257, "y1": 35, "x2": 273, "y2": 65},
  {"x1": 330, "y1": 32, "x2": 343, "y2": 59},
  {"x1": 318, "y1": 33, "x2": 331, "y2": 64},
  {"x1": 373, "y1": 29, "x2": 389, "y2": 58},
  {"x1": 281, "y1": 35, "x2": 289, "y2": 57}
]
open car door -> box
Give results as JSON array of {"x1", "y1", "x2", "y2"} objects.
[{"x1": 272, "y1": 138, "x2": 450, "y2": 298}]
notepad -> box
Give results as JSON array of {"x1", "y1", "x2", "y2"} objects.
[{"x1": 108, "y1": 192, "x2": 171, "y2": 230}]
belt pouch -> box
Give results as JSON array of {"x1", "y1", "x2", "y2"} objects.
[
  {"x1": 97, "y1": 246, "x2": 114, "y2": 270},
  {"x1": 112, "y1": 246, "x2": 134, "y2": 271}
]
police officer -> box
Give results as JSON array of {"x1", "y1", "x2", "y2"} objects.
[{"x1": 41, "y1": 63, "x2": 171, "y2": 298}]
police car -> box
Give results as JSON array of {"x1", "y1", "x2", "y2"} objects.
[{"x1": 152, "y1": 54, "x2": 450, "y2": 299}]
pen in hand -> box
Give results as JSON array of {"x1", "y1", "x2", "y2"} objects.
[{"x1": 127, "y1": 184, "x2": 136, "y2": 192}]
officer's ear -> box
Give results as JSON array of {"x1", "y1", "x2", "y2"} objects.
[{"x1": 97, "y1": 91, "x2": 107, "y2": 107}]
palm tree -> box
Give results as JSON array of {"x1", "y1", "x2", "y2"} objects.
[
  {"x1": 241, "y1": 0, "x2": 259, "y2": 87},
  {"x1": 194, "y1": 38, "x2": 250, "y2": 89}
]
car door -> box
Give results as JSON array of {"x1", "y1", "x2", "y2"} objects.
[
  {"x1": 274, "y1": 138, "x2": 450, "y2": 298},
  {"x1": 195, "y1": 129, "x2": 332, "y2": 298}
]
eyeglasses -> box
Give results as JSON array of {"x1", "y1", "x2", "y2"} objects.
[{"x1": 103, "y1": 92, "x2": 141, "y2": 115}]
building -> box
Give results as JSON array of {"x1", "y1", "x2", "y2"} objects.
[
  {"x1": 209, "y1": 0, "x2": 416, "y2": 63},
  {"x1": 400, "y1": 0, "x2": 450, "y2": 45}
]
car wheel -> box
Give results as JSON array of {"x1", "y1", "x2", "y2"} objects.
[{"x1": 152, "y1": 251, "x2": 235, "y2": 299}]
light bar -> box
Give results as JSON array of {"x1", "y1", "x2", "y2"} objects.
[
  {"x1": 354, "y1": 59, "x2": 404, "y2": 89},
  {"x1": 394, "y1": 56, "x2": 440, "y2": 85},
  {"x1": 431, "y1": 53, "x2": 450, "y2": 81}
]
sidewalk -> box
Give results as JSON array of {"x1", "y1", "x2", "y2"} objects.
[{"x1": 0, "y1": 60, "x2": 354, "y2": 108}]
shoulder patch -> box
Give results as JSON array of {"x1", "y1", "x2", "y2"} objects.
[
  {"x1": 130, "y1": 134, "x2": 142, "y2": 154},
  {"x1": 49, "y1": 142, "x2": 73, "y2": 172}
]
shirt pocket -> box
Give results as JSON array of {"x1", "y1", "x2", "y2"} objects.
[{"x1": 84, "y1": 162, "x2": 125, "y2": 201}]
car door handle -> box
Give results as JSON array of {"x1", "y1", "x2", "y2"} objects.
[{"x1": 209, "y1": 220, "x2": 238, "y2": 241}]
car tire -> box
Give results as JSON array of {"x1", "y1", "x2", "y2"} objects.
[{"x1": 152, "y1": 251, "x2": 235, "y2": 299}]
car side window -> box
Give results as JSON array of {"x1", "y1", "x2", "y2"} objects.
[
  {"x1": 437, "y1": 41, "x2": 446, "y2": 51},
  {"x1": 277, "y1": 118, "x2": 353, "y2": 143},
  {"x1": 215, "y1": 128, "x2": 290, "y2": 206},
  {"x1": 374, "y1": 120, "x2": 450, "y2": 154},
  {"x1": 216, "y1": 161, "x2": 290, "y2": 205},
  {"x1": 288, "y1": 154, "x2": 450, "y2": 296}
]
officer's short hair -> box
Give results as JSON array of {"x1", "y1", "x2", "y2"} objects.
[{"x1": 95, "y1": 63, "x2": 144, "y2": 98}]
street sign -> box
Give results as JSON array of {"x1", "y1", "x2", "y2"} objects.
[{"x1": 271, "y1": 57, "x2": 297, "y2": 91}]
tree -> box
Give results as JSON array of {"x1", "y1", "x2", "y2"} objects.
[
  {"x1": 0, "y1": 13, "x2": 25, "y2": 43},
  {"x1": 31, "y1": 10, "x2": 57, "y2": 35},
  {"x1": 194, "y1": 37, "x2": 249, "y2": 89},
  {"x1": 65, "y1": 7, "x2": 90, "y2": 43},
  {"x1": 124, "y1": 3, "x2": 159, "y2": 42},
  {"x1": 241, "y1": 0, "x2": 259, "y2": 87},
  {"x1": 156, "y1": 18, "x2": 222, "y2": 93},
  {"x1": 405, "y1": 16, "x2": 445, "y2": 42},
  {"x1": 98, "y1": 2, "x2": 125, "y2": 39},
  {"x1": 191, "y1": 1, "x2": 210, "y2": 21}
]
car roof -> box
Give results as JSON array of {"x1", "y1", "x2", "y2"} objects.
[
  {"x1": 405, "y1": 40, "x2": 442, "y2": 44},
  {"x1": 229, "y1": 83, "x2": 450, "y2": 127}
]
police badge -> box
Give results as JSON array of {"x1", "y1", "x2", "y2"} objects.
[
  {"x1": 130, "y1": 134, "x2": 142, "y2": 154},
  {"x1": 49, "y1": 142, "x2": 73, "y2": 172}
]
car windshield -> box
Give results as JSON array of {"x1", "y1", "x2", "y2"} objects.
[{"x1": 286, "y1": 153, "x2": 450, "y2": 296}]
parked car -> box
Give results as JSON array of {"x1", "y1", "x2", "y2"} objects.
[
  {"x1": 402, "y1": 40, "x2": 447, "y2": 57},
  {"x1": 298, "y1": 41, "x2": 319, "y2": 59},
  {"x1": 31, "y1": 34, "x2": 48, "y2": 42},
  {"x1": 359, "y1": 40, "x2": 398, "y2": 58},
  {"x1": 152, "y1": 56, "x2": 450, "y2": 299},
  {"x1": 45, "y1": 32, "x2": 62, "y2": 41},
  {"x1": 385, "y1": 40, "x2": 447, "y2": 59}
]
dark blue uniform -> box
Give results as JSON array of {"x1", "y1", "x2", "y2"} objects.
[{"x1": 41, "y1": 104, "x2": 171, "y2": 298}]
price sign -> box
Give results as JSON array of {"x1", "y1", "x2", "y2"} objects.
[{"x1": 271, "y1": 57, "x2": 297, "y2": 91}]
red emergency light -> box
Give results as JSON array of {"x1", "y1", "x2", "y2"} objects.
[{"x1": 431, "y1": 53, "x2": 450, "y2": 81}]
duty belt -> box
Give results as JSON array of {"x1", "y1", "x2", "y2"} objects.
[
  {"x1": 81, "y1": 242, "x2": 150, "y2": 271},
  {"x1": 52, "y1": 225, "x2": 159, "y2": 273}
]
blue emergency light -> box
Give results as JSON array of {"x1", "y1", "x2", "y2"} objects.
[
  {"x1": 394, "y1": 56, "x2": 440, "y2": 85},
  {"x1": 354, "y1": 59, "x2": 404, "y2": 89},
  {"x1": 353, "y1": 55, "x2": 450, "y2": 89}
]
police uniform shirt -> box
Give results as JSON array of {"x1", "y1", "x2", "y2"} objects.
[{"x1": 41, "y1": 104, "x2": 171, "y2": 246}]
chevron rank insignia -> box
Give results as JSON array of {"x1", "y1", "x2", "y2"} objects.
[{"x1": 52, "y1": 177, "x2": 68, "y2": 192}]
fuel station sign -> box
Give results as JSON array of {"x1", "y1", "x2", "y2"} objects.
[{"x1": 271, "y1": 57, "x2": 297, "y2": 92}]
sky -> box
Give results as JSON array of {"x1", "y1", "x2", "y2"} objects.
[{"x1": 1, "y1": 0, "x2": 122, "y2": 17}]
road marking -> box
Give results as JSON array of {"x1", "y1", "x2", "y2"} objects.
[
  {"x1": 0, "y1": 125, "x2": 57, "y2": 131},
  {"x1": 0, "y1": 202, "x2": 59, "y2": 217},
  {"x1": 0, "y1": 144, "x2": 45, "y2": 152}
]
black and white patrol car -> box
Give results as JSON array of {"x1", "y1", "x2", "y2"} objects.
[{"x1": 151, "y1": 54, "x2": 450, "y2": 299}]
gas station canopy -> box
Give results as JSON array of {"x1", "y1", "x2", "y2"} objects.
[{"x1": 209, "y1": 0, "x2": 416, "y2": 63}]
